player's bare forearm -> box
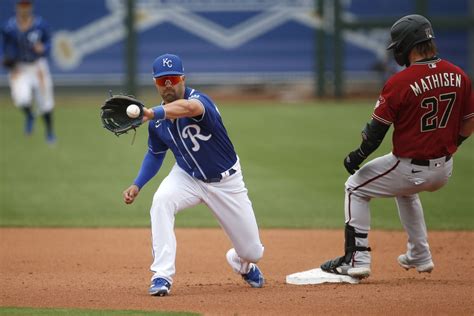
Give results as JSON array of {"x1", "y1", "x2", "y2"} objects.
[
  {"x1": 164, "y1": 99, "x2": 204, "y2": 119},
  {"x1": 143, "y1": 99, "x2": 204, "y2": 122},
  {"x1": 460, "y1": 116, "x2": 474, "y2": 137}
]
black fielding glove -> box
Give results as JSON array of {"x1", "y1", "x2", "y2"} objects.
[
  {"x1": 100, "y1": 94, "x2": 145, "y2": 136},
  {"x1": 2, "y1": 58, "x2": 16, "y2": 69},
  {"x1": 343, "y1": 149, "x2": 367, "y2": 175}
]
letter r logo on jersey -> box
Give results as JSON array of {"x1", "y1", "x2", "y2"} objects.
[
  {"x1": 182, "y1": 124, "x2": 212, "y2": 151},
  {"x1": 162, "y1": 58, "x2": 172, "y2": 68}
]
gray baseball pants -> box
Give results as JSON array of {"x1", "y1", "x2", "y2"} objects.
[{"x1": 344, "y1": 152, "x2": 452, "y2": 267}]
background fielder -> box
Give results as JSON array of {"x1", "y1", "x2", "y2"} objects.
[
  {"x1": 122, "y1": 53, "x2": 265, "y2": 296},
  {"x1": 320, "y1": 14, "x2": 474, "y2": 279},
  {"x1": 1, "y1": 0, "x2": 56, "y2": 144}
]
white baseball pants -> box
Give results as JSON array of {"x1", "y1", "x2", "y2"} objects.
[
  {"x1": 8, "y1": 58, "x2": 54, "y2": 114},
  {"x1": 344, "y1": 152, "x2": 452, "y2": 267},
  {"x1": 149, "y1": 162, "x2": 264, "y2": 283}
]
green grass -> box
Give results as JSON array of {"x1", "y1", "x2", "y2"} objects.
[
  {"x1": 0, "y1": 307, "x2": 197, "y2": 315},
  {"x1": 0, "y1": 91, "x2": 473, "y2": 229}
]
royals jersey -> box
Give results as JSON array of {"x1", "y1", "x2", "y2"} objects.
[
  {"x1": 372, "y1": 57, "x2": 474, "y2": 160},
  {"x1": 1, "y1": 16, "x2": 51, "y2": 63},
  {"x1": 147, "y1": 87, "x2": 237, "y2": 181}
]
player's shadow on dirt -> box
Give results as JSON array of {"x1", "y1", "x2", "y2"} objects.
[{"x1": 362, "y1": 278, "x2": 464, "y2": 286}]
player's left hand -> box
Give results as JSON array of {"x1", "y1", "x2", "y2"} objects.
[{"x1": 344, "y1": 149, "x2": 367, "y2": 175}]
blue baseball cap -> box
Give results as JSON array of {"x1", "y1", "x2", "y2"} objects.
[{"x1": 152, "y1": 54, "x2": 184, "y2": 78}]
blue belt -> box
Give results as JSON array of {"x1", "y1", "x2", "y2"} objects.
[{"x1": 201, "y1": 168, "x2": 237, "y2": 183}]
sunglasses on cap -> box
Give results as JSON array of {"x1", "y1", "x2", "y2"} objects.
[{"x1": 154, "y1": 76, "x2": 183, "y2": 87}]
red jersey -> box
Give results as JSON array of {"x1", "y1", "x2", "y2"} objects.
[{"x1": 372, "y1": 57, "x2": 474, "y2": 160}]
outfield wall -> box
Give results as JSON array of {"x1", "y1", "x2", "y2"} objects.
[{"x1": 0, "y1": 0, "x2": 471, "y2": 88}]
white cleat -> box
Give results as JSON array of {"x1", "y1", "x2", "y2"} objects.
[
  {"x1": 346, "y1": 267, "x2": 371, "y2": 279},
  {"x1": 398, "y1": 254, "x2": 434, "y2": 273}
]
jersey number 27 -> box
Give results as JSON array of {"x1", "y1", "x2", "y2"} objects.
[{"x1": 420, "y1": 92, "x2": 456, "y2": 132}]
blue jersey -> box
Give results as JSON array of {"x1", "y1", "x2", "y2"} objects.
[
  {"x1": 1, "y1": 16, "x2": 51, "y2": 63},
  {"x1": 148, "y1": 87, "x2": 237, "y2": 181}
]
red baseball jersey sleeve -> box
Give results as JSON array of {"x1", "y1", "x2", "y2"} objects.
[{"x1": 372, "y1": 58, "x2": 474, "y2": 160}]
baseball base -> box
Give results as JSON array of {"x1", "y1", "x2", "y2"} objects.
[{"x1": 286, "y1": 268, "x2": 360, "y2": 285}]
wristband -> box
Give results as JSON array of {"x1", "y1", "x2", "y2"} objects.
[{"x1": 152, "y1": 106, "x2": 166, "y2": 120}]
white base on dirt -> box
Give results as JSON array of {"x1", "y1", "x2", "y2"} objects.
[{"x1": 286, "y1": 268, "x2": 360, "y2": 285}]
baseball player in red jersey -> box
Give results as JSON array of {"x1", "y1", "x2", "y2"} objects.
[{"x1": 320, "y1": 14, "x2": 474, "y2": 279}]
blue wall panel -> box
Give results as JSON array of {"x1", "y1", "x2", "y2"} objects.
[{"x1": 0, "y1": 0, "x2": 470, "y2": 84}]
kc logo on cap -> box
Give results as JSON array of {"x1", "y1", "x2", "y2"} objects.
[
  {"x1": 153, "y1": 53, "x2": 184, "y2": 78},
  {"x1": 162, "y1": 58, "x2": 173, "y2": 68}
]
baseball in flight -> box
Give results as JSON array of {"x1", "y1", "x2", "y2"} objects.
[{"x1": 126, "y1": 104, "x2": 140, "y2": 118}]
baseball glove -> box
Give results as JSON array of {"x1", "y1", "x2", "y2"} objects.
[
  {"x1": 100, "y1": 94, "x2": 145, "y2": 136},
  {"x1": 2, "y1": 58, "x2": 16, "y2": 70}
]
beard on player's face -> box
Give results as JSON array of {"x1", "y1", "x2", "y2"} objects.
[
  {"x1": 161, "y1": 83, "x2": 184, "y2": 103},
  {"x1": 162, "y1": 89, "x2": 177, "y2": 103}
]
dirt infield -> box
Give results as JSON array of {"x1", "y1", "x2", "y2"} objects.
[{"x1": 1, "y1": 228, "x2": 473, "y2": 315}]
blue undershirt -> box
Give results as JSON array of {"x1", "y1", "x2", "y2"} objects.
[{"x1": 133, "y1": 151, "x2": 166, "y2": 189}]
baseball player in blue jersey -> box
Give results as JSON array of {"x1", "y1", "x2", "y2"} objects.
[
  {"x1": 1, "y1": 0, "x2": 56, "y2": 144},
  {"x1": 122, "y1": 53, "x2": 265, "y2": 296}
]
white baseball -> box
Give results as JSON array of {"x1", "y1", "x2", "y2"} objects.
[{"x1": 126, "y1": 104, "x2": 140, "y2": 118}]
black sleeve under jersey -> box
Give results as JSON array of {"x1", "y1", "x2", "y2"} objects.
[{"x1": 358, "y1": 119, "x2": 390, "y2": 157}]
